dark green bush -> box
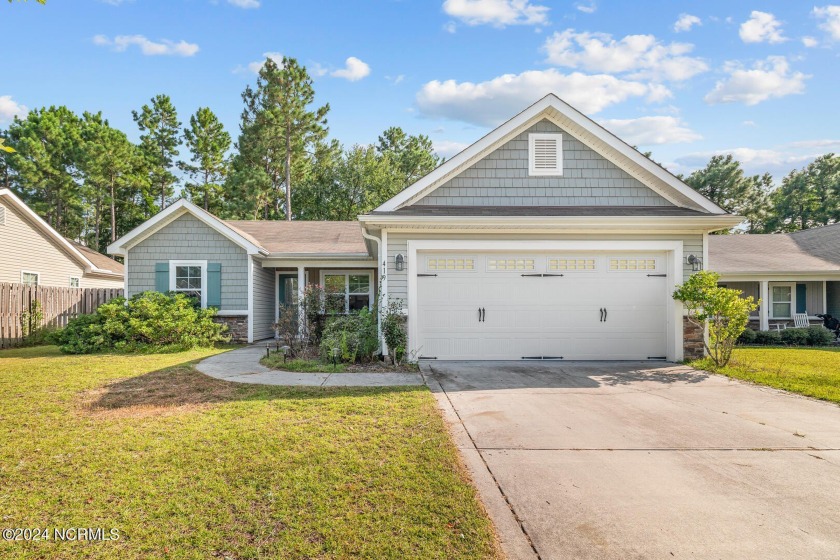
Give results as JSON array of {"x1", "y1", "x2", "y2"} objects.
[
  {"x1": 806, "y1": 325, "x2": 835, "y2": 346},
  {"x1": 737, "y1": 327, "x2": 757, "y2": 345},
  {"x1": 52, "y1": 291, "x2": 228, "y2": 354},
  {"x1": 780, "y1": 327, "x2": 810, "y2": 346},
  {"x1": 319, "y1": 308, "x2": 378, "y2": 363},
  {"x1": 754, "y1": 329, "x2": 782, "y2": 346}
]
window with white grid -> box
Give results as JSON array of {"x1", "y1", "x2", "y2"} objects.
[
  {"x1": 487, "y1": 257, "x2": 535, "y2": 271},
  {"x1": 426, "y1": 257, "x2": 475, "y2": 271},
  {"x1": 547, "y1": 258, "x2": 597, "y2": 272},
  {"x1": 608, "y1": 257, "x2": 658, "y2": 272}
]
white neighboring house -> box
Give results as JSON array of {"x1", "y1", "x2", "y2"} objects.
[
  {"x1": 110, "y1": 94, "x2": 741, "y2": 359},
  {"x1": 0, "y1": 188, "x2": 124, "y2": 289}
]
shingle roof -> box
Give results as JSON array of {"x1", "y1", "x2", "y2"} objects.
[
  {"x1": 69, "y1": 241, "x2": 125, "y2": 276},
  {"x1": 709, "y1": 224, "x2": 840, "y2": 274},
  {"x1": 224, "y1": 220, "x2": 369, "y2": 256},
  {"x1": 377, "y1": 205, "x2": 711, "y2": 217}
]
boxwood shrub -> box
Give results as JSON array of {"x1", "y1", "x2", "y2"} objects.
[{"x1": 51, "y1": 291, "x2": 228, "y2": 354}]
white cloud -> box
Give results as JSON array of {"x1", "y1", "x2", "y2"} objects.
[
  {"x1": 739, "y1": 11, "x2": 786, "y2": 44},
  {"x1": 802, "y1": 36, "x2": 819, "y2": 47},
  {"x1": 93, "y1": 34, "x2": 199, "y2": 56},
  {"x1": 542, "y1": 29, "x2": 708, "y2": 82},
  {"x1": 674, "y1": 13, "x2": 701, "y2": 32},
  {"x1": 386, "y1": 74, "x2": 405, "y2": 85},
  {"x1": 0, "y1": 95, "x2": 28, "y2": 124},
  {"x1": 598, "y1": 116, "x2": 701, "y2": 145},
  {"x1": 416, "y1": 69, "x2": 670, "y2": 127},
  {"x1": 742, "y1": 120, "x2": 757, "y2": 127},
  {"x1": 433, "y1": 140, "x2": 470, "y2": 158},
  {"x1": 242, "y1": 51, "x2": 283, "y2": 74},
  {"x1": 331, "y1": 57, "x2": 371, "y2": 81},
  {"x1": 443, "y1": 20, "x2": 458, "y2": 33},
  {"x1": 575, "y1": 1, "x2": 596, "y2": 14},
  {"x1": 442, "y1": 0, "x2": 549, "y2": 27},
  {"x1": 704, "y1": 56, "x2": 808, "y2": 105},
  {"x1": 228, "y1": 0, "x2": 259, "y2": 7},
  {"x1": 814, "y1": 5, "x2": 840, "y2": 40}
]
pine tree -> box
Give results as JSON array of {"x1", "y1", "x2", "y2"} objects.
[
  {"x1": 132, "y1": 94, "x2": 181, "y2": 210},
  {"x1": 179, "y1": 107, "x2": 231, "y2": 213}
]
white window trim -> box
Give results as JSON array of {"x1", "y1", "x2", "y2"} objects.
[
  {"x1": 69, "y1": 276, "x2": 81, "y2": 288},
  {"x1": 769, "y1": 282, "x2": 795, "y2": 320},
  {"x1": 528, "y1": 133, "x2": 563, "y2": 176},
  {"x1": 319, "y1": 270, "x2": 374, "y2": 314},
  {"x1": 169, "y1": 260, "x2": 208, "y2": 308},
  {"x1": 21, "y1": 270, "x2": 40, "y2": 286}
]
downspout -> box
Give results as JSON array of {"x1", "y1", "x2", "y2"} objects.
[{"x1": 361, "y1": 227, "x2": 386, "y2": 356}]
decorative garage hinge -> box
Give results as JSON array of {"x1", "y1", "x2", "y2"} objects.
[
  {"x1": 521, "y1": 356, "x2": 564, "y2": 360},
  {"x1": 520, "y1": 273, "x2": 564, "y2": 277},
  {"x1": 646, "y1": 274, "x2": 667, "y2": 277},
  {"x1": 417, "y1": 274, "x2": 438, "y2": 277}
]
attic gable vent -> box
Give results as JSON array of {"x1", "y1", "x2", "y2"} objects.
[{"x1": 528, "y1": 133, "x2": 563, "y2": 176}]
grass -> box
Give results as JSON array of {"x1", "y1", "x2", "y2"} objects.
[
  {"x1": 690, "y1": 346, "x2": 840, "y2": 404},
  {"x1": 261, "y1": 354, "x2": 420, "y2": 374},
  {"x1": 0, "y1": 346, "x2": 499, "y2": 559}
]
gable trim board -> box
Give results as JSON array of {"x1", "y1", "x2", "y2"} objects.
[
  {"x1": 0, "y1": 188, "x2": 123, "y2": 279},
  {"x1": 107, "y1": 198, "x2": 267, "y2": 257},
  {"x1": 373, "y1": 94, "x2": 726, "y2": 215}
]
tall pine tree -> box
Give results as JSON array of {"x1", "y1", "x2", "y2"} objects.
[
  {"x1": 132, "y1": 94, "x2": 180, "y2": 210},
  {"x1": 179, "y1": 107, "x2": 231, "y2": 213}
]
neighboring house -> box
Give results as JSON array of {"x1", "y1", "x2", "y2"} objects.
[
  {"x1": 0, "y1": 188, "x2": 124, "y2": 289},
  {"x1": 110, "y1": 94, "x2": 740, "y2": 360},
  {"x1": 708, "y1": 224, "x2": 840, "y2": 330}
]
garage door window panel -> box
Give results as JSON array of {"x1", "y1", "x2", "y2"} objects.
[
  {"x1": 426, "y1": 256, "x2": 476, "y2": 272},
  {"x1": 487, "y1": 257, "x2": 535, "y2": 271}
]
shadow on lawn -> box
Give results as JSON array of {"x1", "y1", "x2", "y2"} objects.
[{"x1": 81, "y1": 360, "x2": 414, "y2": 417}]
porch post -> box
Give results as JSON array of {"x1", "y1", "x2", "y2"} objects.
[
  {"x1": 297, "y1": 266, "x2": 305, "y2": 337},
  {"x1": 760, "y1": 280, "x2": 769, "y2": 331}
]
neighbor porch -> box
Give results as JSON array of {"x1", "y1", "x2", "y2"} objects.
[{"x1": 721, "y1": 279, "x2": 840, "y2": 330}]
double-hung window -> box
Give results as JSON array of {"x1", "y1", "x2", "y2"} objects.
[
  {"x1": 770, "y1": 283, "x2": 794, "y2": 319},
  {"x1": 169, "y1": 260, "x2": 207, "y2": 308},
  {"x1": 322, "y1": 272, "x2": 372, "y2": 314}
]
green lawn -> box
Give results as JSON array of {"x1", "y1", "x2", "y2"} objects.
[
  {"x1": 0, "y1": 346, "x2": 499, "y2": 559},
  {"x1": 691, "y1": 346, "x2": 840, "y2": 404}
]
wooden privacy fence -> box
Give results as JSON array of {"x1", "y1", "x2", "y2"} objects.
[{"x1": 0, "y1": 283, "x2": 123, "y2": 349}]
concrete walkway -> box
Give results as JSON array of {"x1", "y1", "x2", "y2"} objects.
[{"x1": 196, "y1": 344, "x2": 424, "y2": 387}]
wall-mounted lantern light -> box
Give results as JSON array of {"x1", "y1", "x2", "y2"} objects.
[
  {"x1": 395, "y1": 253, "x2": 405, "y2": 272},
  {"x1": 687, "y1": 254, "x2": 703, "y2": 272}
]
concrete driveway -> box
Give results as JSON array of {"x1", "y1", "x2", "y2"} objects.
[{"x1": 424, "y1": 361, "x2": 840, "y2": 560}]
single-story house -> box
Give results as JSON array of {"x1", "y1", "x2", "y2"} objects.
[
  {"x1": 708, "y1": 224, "x2": 840, "y2": 330},
  {"x1": 1, "y1": 188, "x2": 124, "y2": 289},
  {"x1": 109, "y1": 94, "x2": 741, "y2": 361}
]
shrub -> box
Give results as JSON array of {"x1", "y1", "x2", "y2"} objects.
[
  {"x1": 806, "y1": 325, "x2": 835, "y2": 346},
  {"x1": 53, "y1": 291, "x2": 228, "y2": 354},
  {"x1": 780, "y1": 327, "x2": 809, "y2": 346},
  {"x1": 754, "y1": 329, "x2": 781, "y2": 346},
  {"x1": 673, "y1": 270, "x2": 758, "y2": 367},
  {"x1": 382, "y1": 299, "x2": 407, "y2": 364},
  {"x1": 737, "y1": 327, "x2": 757, "y2": 345},
  {"x1": 320, "y1": 308, "x2": 378, "y2": 363}
]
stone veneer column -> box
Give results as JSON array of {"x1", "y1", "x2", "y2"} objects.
[
  {"x1": 212, "y1": 316, "x2": 248, "y2": 343},
  {"x1": 683, "y1": 317, "x2": 705, "y2": 361}
]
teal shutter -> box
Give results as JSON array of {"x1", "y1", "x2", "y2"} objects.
[
  {"x1": 154, "y1": 263, "x2": 169, "y2": 293},
  {"x1": 796, "y1": 284, "x2": 807, "y2": 314},
  {"x1": 207, "y1": 263, "x2": 222, "y2": 308}
]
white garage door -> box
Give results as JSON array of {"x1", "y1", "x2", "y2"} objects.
[{"x1": 416, "y1": 252, "x2": 669, "y2": 361}]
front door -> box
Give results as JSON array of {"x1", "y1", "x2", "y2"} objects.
[{"x1": 278, "y1": 274, "x2": 299, "y2": 330}]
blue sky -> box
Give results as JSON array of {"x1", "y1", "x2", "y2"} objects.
[{"x1": 2, "y1": 0, "x2": 839, "y2": 180}]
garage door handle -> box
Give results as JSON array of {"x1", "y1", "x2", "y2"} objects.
[
  {"x1": 478, "y1": 307, "x2": 482, "y2": 322},
  {"x1": 599, "y1": 308, "x2": 604, "y2": 322},
  {"x1": 481, "y1": 307, "x2": 486, "y2": 322},
  {"x1": 604, "y1": 308, "x2": 608, "y2": 322}
]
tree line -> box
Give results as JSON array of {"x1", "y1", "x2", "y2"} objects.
[
  {"x1": 2, "y1": 55, "x2": 837, "y2": 254},
  {"x1": 0, "y1": 56, "x2": 440, "y2": 253}
]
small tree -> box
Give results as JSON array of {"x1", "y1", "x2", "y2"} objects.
[{"x1": 673, "y1": 270, "x2": 758, "y2": 367}]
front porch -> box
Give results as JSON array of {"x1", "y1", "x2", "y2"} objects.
[{"x1": 721, "y1": 279, "x2": 840, "y2": 330}]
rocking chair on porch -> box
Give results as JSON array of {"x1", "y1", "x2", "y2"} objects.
[{"x1": 771, "y1": 312, "x2": 810, "y2": 331}]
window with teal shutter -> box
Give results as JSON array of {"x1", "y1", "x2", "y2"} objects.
[
  {"x1": 207, "y1": 263, "x2": 222, "y2": 308},
  {"x1": 154, "y1": 263, "x2": 169, "y2": 293}
]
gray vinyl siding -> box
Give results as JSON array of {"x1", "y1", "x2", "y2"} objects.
[
  {"x1": 251, "y1": 258, "x2": 275, "y2": 341},
  {"x1": 0, "y1": 200, "x2": 123, "y2": 289},
  {"x1": 127, "y1": 213, "x2": 248, "y2": 310},
  {"x1": 385, "y1": 231, "x2": 703, "y2": 303},
  {"x1": 413, "y1": 120, "x2": 672, "y2": 207},
  {"x1": 724, "y1": 282, "x2": 760, "y2": 317}
]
